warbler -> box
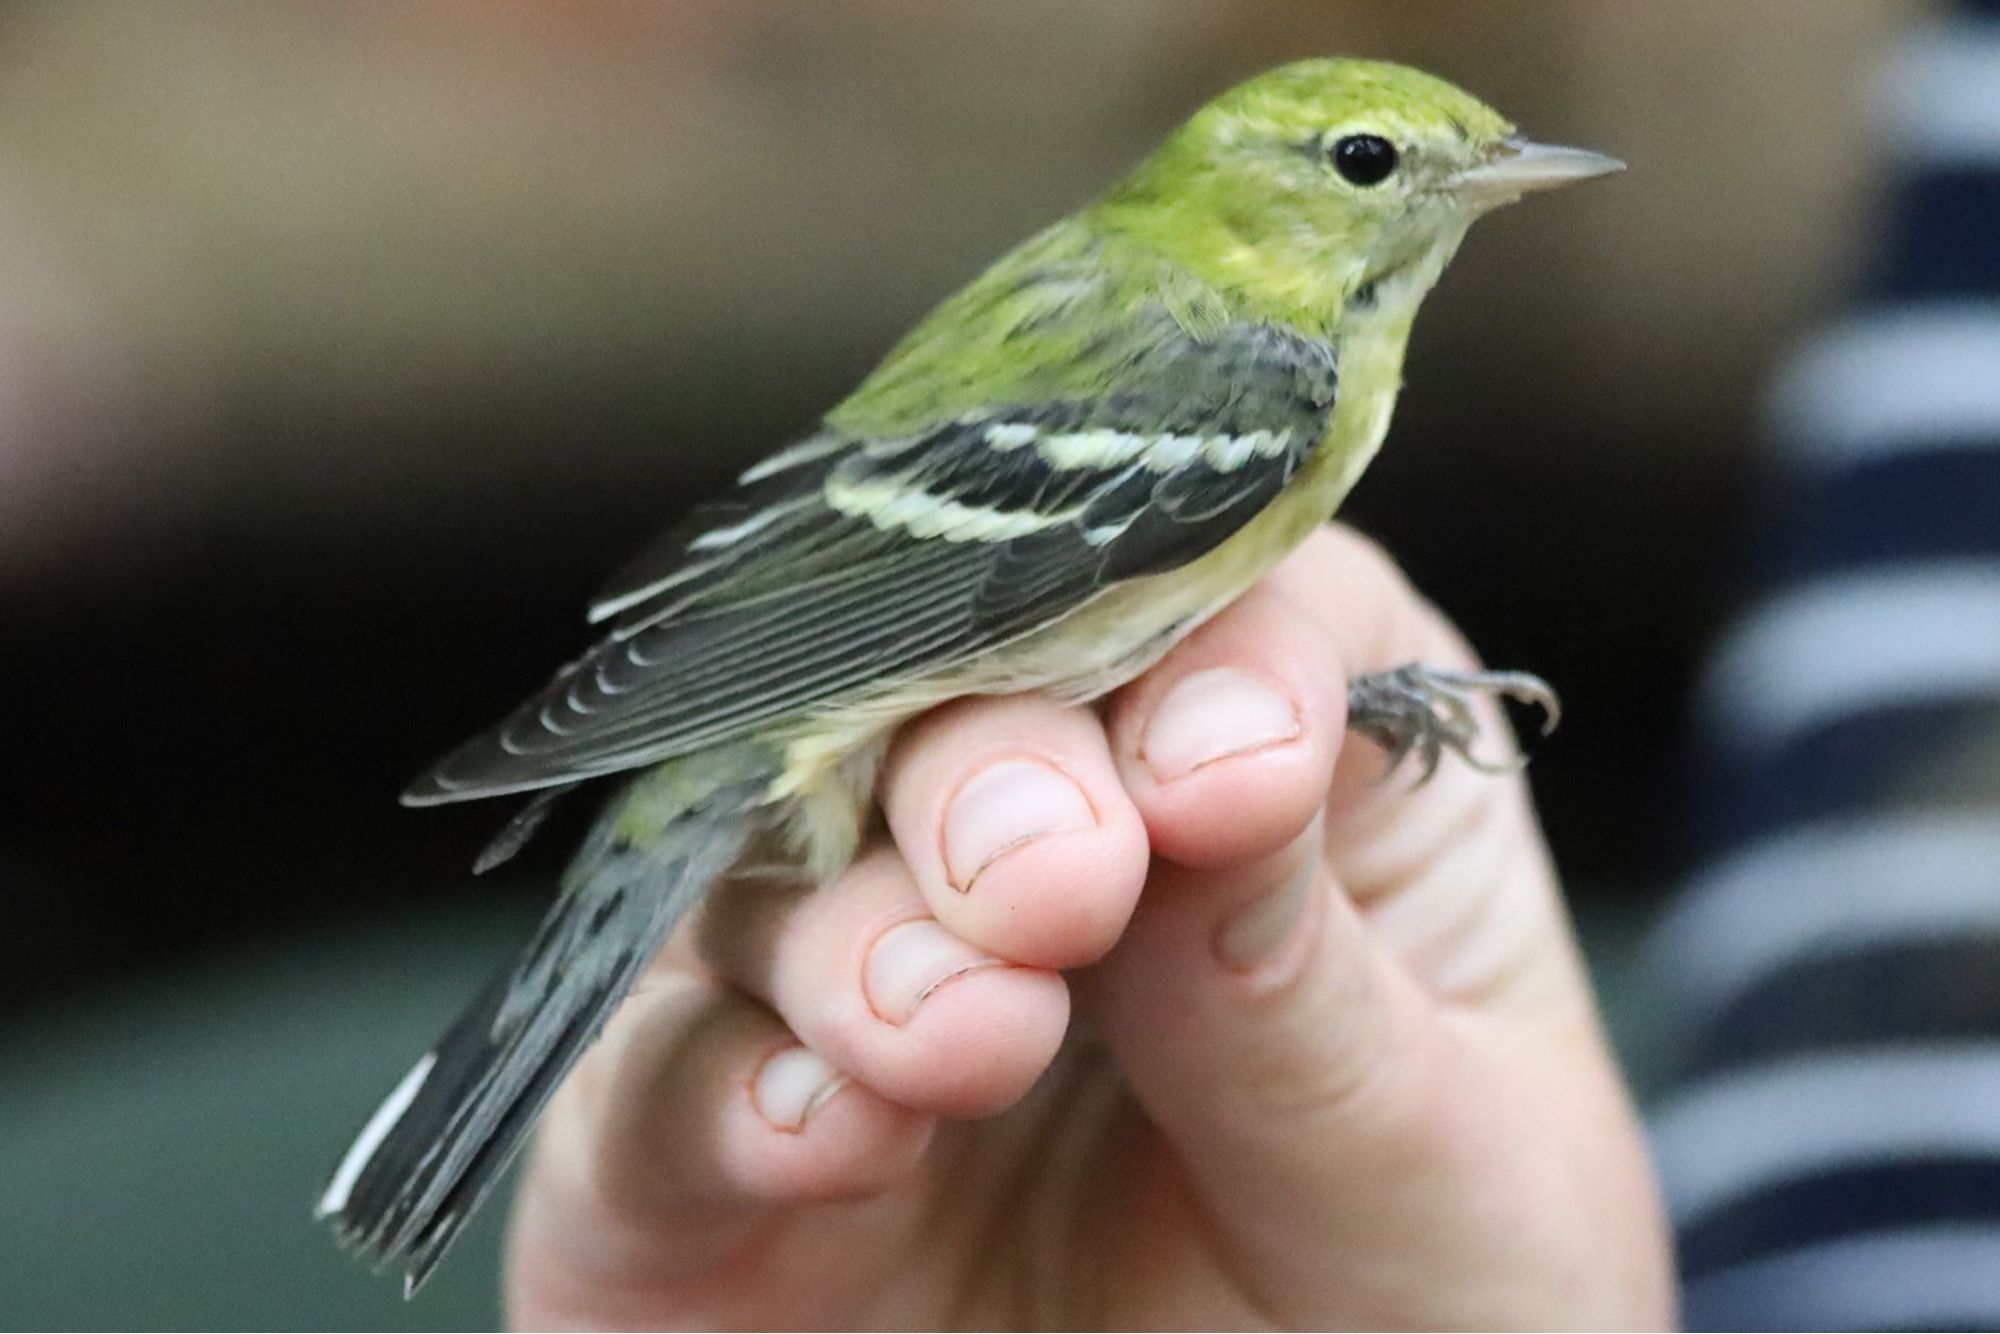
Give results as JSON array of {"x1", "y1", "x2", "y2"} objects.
[{"x1": 319, "y1": 57, "x2": 1619, "y2": 1291}]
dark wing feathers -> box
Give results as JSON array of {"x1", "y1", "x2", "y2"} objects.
[
  {"x1": 1098, "y1": 441, "x2": 1302, "y2": 582},
  {"x1": 586, "y1": 439, "x2": 846, "y2": 628},
  {"x1": 404, "y1": 321, "x2": 1337, "y2": 804}
]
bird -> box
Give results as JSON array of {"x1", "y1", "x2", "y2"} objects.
[{"x1": 317, "y1": 56, "x2": 1621, "y2": 1293}]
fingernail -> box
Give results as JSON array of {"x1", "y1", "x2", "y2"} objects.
[
  {"x1": 864, "y1": 918, "x2": 1002, "y2": 1025},
  {"x1": 1213, "y1": 863, "x2": 1316, "y2": 973},
  {"x1": 943, "y1": 758, "x2": 1095, "y2": 890},
  {"x1": 752, "y1": 1046, "x2": 846, "y2": 1133},
  {"x1": 1143, "y1": 668, "x2": 1301, "y2": 782}
]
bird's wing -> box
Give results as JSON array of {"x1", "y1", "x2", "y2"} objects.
[{"x1": 404, "y1": 317, "x2": 1338, "y2": 804}]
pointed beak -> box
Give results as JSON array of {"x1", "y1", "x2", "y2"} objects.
[{"x1": 1452, "y1": 137, "x2": 1624, "y2": 208}]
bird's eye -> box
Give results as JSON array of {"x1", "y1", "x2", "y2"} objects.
[{"x1": 1329, "y1": 133, "x2": 1398, "y2": 186}]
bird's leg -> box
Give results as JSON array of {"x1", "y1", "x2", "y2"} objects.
[{"x1": 1345, "y1": 664, "x2": 1562, "y2": 784}]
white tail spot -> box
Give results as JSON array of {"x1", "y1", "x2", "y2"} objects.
[{"x1": 316, "y1": 1051, "x2": 437, "y2": 1219}]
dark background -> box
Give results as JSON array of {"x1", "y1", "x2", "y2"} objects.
[{"x1": 0, "y1": 1, "x2": 1929, "y2": 1326}]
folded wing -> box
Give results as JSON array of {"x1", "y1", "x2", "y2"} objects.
[{"x1": 403, "y1": 317, "x2": 1338, "y2": 804}]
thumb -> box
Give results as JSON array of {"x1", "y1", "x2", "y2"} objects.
[{"x1": 1081, "y1": 551, "x2": 1453, "y2": 1307}]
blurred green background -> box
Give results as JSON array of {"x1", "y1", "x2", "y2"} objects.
[{"x1": 0, "y1": 0, "x2": 1927, "y2": 1326}]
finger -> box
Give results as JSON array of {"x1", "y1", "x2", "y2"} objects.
[
  {"x1": 696, "y1": 846, "x2": 1072, "y2": 1119},
  {"x1": 880, "y1": 692, "x2": 1151, "y2": 969},
  {"x1": 1107, "y1": 526, "x2": 1578, "y2": 1011},
  {"x1": 1265, "y1": 528, "x2": 1584, "y2": 1013},
  {"x1": 1105, "y1": 571, "x2": 1348, "y2": 870},
  {"x1": 1089, "y1": 823, "x2": 1644, "y2": 1325},
  {"x1": 1089, "y1": 524, "x2": 1490, "y2": 1184},
  {"x1": 1094, "y1": 816, "x2": 1422, "y2": 1126},
  {"x1": 1087, "y1": 818, "x2": 1447, "y2": 1296},
  {"x1": 509, "y1": 972, "x2": 932, "y2": 1292},
  {"x1": 1087, "y1": 525, "x2": 1598, "y2": 1305},
  {"x1": 1259, "y1": 526, "x2": 1520, "y2": 810}
]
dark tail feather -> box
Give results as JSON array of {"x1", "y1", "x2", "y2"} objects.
[{"x1": 317, "y1": 773, "x2": 762, "y2": 1295}]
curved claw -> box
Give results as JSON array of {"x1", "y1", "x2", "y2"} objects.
[
  {"x1": 1420, "y1": 668, "x2": 1563, "y2": 736},
  {"x1": 1347, "y1": 663, "x2": 1562, "y2": 786}
]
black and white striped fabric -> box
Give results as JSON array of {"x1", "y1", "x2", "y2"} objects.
[{"x1": 1644, "y1": 5, "x2": 2000, "y2": 1328}]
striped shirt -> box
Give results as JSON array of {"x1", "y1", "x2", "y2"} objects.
[{"x1": 1644, "y1": 4, "x2": 2000, "y2": 1327}]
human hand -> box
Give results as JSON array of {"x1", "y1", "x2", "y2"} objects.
[{"x1": 504, "y1": 525, "x2": 1675, "y2": 1330}]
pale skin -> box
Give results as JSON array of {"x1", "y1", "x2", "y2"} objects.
[{"x1": 504, "y1": 525, "x2": 1677, "y2": 1330}]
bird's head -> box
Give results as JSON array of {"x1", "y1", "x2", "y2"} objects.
[{"x1": 1091, "y1": 59, "x2": 1621, "y2": 335}]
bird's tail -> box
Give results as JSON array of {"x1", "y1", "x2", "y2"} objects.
[{"x1": 316, "y1": 751, "x2": 773, "y2": 1295}]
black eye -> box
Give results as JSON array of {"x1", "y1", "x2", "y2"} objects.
[{"x1": 1330, "y1": 133, "x2": 1398, "y2": 186}]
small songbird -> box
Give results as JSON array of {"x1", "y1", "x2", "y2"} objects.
[{"x1": 318, "y1": 57, "x2": 1620, "y2": 1291}]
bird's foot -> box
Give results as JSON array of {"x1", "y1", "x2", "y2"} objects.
[{"x1": 1346, "y1": 663, "x2": 1561, "y2": 784}]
